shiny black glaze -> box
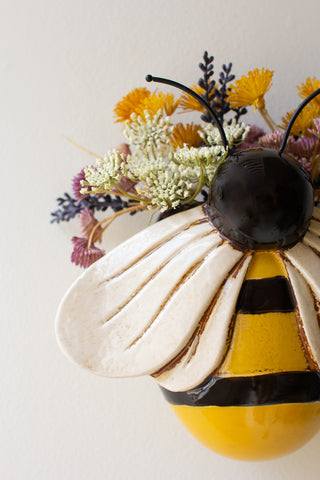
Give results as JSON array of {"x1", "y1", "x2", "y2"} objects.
[
  {"x1": 206, "y1": 149, "x2": 314, "y2": 250},
  {"x1": 161, "y1": 371, "x2": 320, "y2": 407},
  {"x1": 236, "y1": 276, "x2": 295, "y2": 314}
]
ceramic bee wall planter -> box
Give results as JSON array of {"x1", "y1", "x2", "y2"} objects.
[{"x1": 56, "y1": 79, "x2": 320, "y2": 461}]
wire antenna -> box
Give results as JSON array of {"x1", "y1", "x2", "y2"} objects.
[
  {"x1": 279, "y1": 87, "x2": 320, "y2": 155},
  {"x1": 145, "y1": 74, "x2": 228, "y2": 151}
]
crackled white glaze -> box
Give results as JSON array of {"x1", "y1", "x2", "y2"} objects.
[
  {"x1": 285, "y1": 243, "x2": 320, "y2": 300},
  {"x1": 312, "y1": 206, "x2": 320, "y2": 221},
  {"x1": 155, "y1": 255, "x2": 252, "y2": 391},
  {"x1": 285, "y1": 261, "x2": 320, "y2": 366},
  {"x1": 56, "y1": 206, "x2": 244, "y2": 377}
]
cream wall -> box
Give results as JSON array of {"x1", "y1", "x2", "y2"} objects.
[{"x1": 2, "y1": 0, "x2": 320, "y2": 478}]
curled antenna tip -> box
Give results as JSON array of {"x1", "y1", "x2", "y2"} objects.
[{"x1": 145, "y1": 74, "x2": 153, "y2": 82}]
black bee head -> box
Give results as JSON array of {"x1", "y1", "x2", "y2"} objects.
[{"x1": 206, "y1": 148, "x2": 313, "y2": 250}]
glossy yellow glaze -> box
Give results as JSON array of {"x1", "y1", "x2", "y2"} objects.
[
  {"x1": 171, "y1": 402, "x2": 320, "y2": 461},
  {"x1": 219, "y1": 311, "x2": 310, "y2": 375},
  {"x1": 245, "y1": 251, "x2": 287, "y2": 279},
  {"x1": 169, "y1": 251, "x2": 320, "y2": 460},
  {"x1": 246, "y1": 251, "x2": 288, "y2": 280}
]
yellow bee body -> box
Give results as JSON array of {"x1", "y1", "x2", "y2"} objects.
[{"x1": 171, "y1": 402, "x2": 320, "y2": 461}]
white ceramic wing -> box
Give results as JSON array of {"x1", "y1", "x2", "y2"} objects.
[
  {"x1": 56, "y1": 205, "x2": 245, "y2": 380},
  {"x1": 284, "y1": 206, "x2": 320, "y2": 368},
  {"x1": 155, "y1": 255, "x2": 252, "y2": 391}
]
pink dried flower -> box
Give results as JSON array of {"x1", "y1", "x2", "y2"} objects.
[
  {"x1": 78, "y1": 207, "x2": 103, "y2": 243},
  {"x1": 308, "y1": 117, "x2": 320, "y2": 139},
  {"x1": 258, "y1": 130, "x2": 317, "y2": 172},
  {"x1": 258, "y1": 130, "x2": 288, "y2": 150},
  {"x1": 71, "y1": 237, "x2": 105, "y2": 268},
  {"x1": 297, "y1": 157, "x2": 312, "y2": 173},
  {"x1": 72, "y1": 169, "x2": 88, "y2": 201},
  {"x1": 289, "y1": 136, "x2": 319, "y2": 160}
]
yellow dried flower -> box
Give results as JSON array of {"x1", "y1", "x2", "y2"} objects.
[
  {"x1": 227, "y1": 68, "x2": 274, "y2": 110},
  {"x1": 171, "y1": 123, "x2": 203, "y2": 148},
  {"x1": 297, "y1": 77, "x2": 320, "y2": 106},
  {"x1": 161, "y1": 92, "x2": 181, "y2": 116},
  {"x1": 280, "y1": 103, "x2": 320, "y2": 137},
  {"x1": 137, "y1": 92, "x2": 180, "y2": 118},
  {"x1": 114, "y1": 89, "x2": 180, "y2": 123},
  {"x1": 114, "y1": 88, "x2": 151, "y2": 123},
  {"x1": 179, "y1": 84, "x2": 207, "y2": 113}
]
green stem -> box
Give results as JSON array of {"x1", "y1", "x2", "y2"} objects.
[
  {"x1": 182, "y1": 164, "x2": 205, "y2": 205},
  {"x1": 115, "y1": 184, "x2": 148, "y2": 203}
]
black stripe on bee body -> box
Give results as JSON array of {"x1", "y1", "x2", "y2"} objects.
[
  {"x1": 160, "y1": 371, "x2": 320, "y2": 407},
  {"x1": 236, "y1": 276, "x2": 296, "y2": 314}
]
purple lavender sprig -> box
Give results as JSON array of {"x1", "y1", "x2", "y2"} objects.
[
  {"x1": 198, "y1": 51, "x2": 216, "y2": 124},
  {"x1": 218, "y1": 64, "x2": 247, "y2": 123},
  {"x1": 198, "y1": 52, "x2": 247, "y2": 124},
  {"x1": 50, "y1": 193, "x2": 132, "y2": 223}
]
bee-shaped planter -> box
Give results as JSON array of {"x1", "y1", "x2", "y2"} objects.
[{"x1": 56, "y1": 79, "x2": 320, "y2": 461}]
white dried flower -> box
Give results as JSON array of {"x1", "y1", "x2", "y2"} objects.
[
  {"x1": 173, "y1": 144, "x2": 228, "y2": 184},
  {"x1": 136, "y1": 161, "x2": 196, "y2": 212},
  {"x1": 80, "y1": 111, "x2": 250, "y2": 212},
  {"x1": 80, "y1": 150, "x2": 123, "y2": 194},
  {"x1": 124, "y1": 110, "x2": 174, "y2": 150},
  {"x1": 200, "y1": 119, "x2": 249, "y2": 148}
]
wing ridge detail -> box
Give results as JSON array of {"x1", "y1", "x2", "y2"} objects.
[
  {"x1": 56, "y1": 236, "x2": 244, "y2": 378},
  {"x1": 285, "y1": 260, "x2": 320, "y2": 370},
  {"x1": 97, "y1": 223, "x2": 217, "y2": 323},
  {"x1": 285, "y1": 242, "x2": 320, "y2": 297},
  {"x1": 91, "y1": 205, "x2": 209, "y2": 282},
  {"x1": 154, "y1": 255, "x2": 252, "y2": 392},
  {"x1": 308, "y1": 219, "x2": 320, "y2": 237},
  {"x1": 312, "y1": 206, "x2": 320, "y2": 222},
  {"x1": 303, "y1": 231, "x2": 320, "y2": 254}
]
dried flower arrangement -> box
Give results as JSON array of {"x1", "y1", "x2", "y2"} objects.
[{"x1": 51, "y1": 51, "x2": 320, "y2": 268}]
